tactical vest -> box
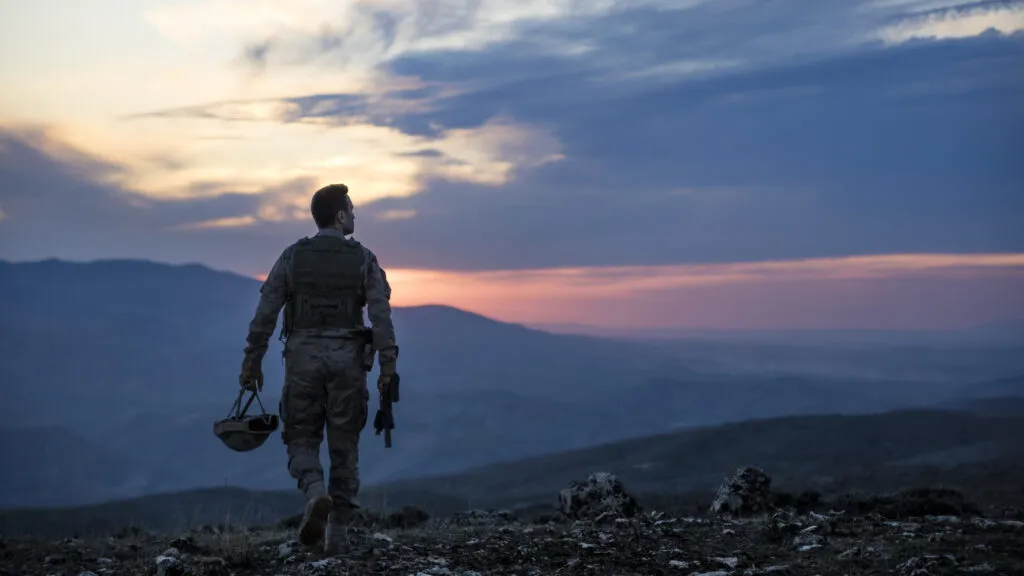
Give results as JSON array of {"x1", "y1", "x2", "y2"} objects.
[{"x1": 285, "y1": 235, "x2": 366, "y2": 334}]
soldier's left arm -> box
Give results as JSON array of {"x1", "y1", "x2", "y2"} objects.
[
  {"x1": 242, "y1": 247, "x2": 292, "y2": 366},
  {"x1": 361, "y1": 246, "x2": 399, "y2": 374}
]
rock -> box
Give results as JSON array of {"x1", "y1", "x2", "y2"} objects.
[
  {"x1": 278, "y1": 540, "x2": 299, "y2": 559},
  {"x1": 168, "y1": 535, "x2": 203, "y2": 554},
  {"x1": 793, "y1": 532, "x2": 825, "y2": 549},
  {"x1": 417, "y1": 568, "x2": 454, "y2": 575},
  {"x1": 300, "y1": 558, "x2": 340, "y2": 576},
  {"x1": 710, "y1": 466, "x2": 773, "y2": 516},
  {"x1": 797, "y1": 543, "x2": 822, "y2": 552},
  {"x1": 557, "y1": 472, "x2": 641, "y2": 521},
  {"x1": 896, "y1": 555, "x2": 960, "y2": 576},
  {"x1": 155, "y1": 554, "x2": 192, "y2": 576},
  {"x1": 712, "y1": 556, "x2": 740, "y2": 568},
  {"x1": 837, "y1": 546, "x2": 861, "y2": 560}
]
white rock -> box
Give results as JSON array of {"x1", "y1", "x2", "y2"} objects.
[
  {"x1": 713, "y1": 557, "x2": 739, "y2": 568},
  {"x1": 154, "y1": 555, "x2": 183, "y2": 576},
  {"x1": 278, "y1": 540, "x2": 298, "y2": 558},
  {"x1": 417, "y1": 568, "x2": 454, "y2": 576},
  {"x1": 798, "y1": 544, "x2": 822, "y2": 552}
]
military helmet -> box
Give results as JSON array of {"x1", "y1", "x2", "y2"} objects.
[{"x1": 214, "y1": 389, "x2": 280, "y2": 452}]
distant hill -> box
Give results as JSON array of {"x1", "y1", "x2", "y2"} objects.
[
  {"x1": 534, "y1": 320, "x2": 1024, "y2": 346},
  {"x1": 2, "y1": 258, "x2": 1023, "y2": 508},
  {"x1": 3, "y1": 404, "x2": 1023, "y2": 538},
  {"x1": 368, "y1": 405, "x2": 1024, "y2": 507},
  {"x1": 953, "y1": 375, "x2": 1024, "y2": 400},
  {"x1": 936, "y1": 394, "x2": 1024, "y2": 418}
]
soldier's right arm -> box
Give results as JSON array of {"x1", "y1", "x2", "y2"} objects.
[
  {"x1": 363, "y1": 247, "x2": 398, "y2": 374},
  {"x1": 243, "y1": 245, "x2": 293, "y2": 363}
]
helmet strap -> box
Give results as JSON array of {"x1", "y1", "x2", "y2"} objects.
[{"x1": 228, "y1": 389, "x2": 267, "y2": 419}]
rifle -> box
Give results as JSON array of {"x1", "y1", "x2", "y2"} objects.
[{"x1": 374, "y1": 373, "x2": 400, "y2": 448}]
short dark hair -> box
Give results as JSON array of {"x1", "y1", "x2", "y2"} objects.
[{"x1": 310, "y1": 183, "x2": 350, "y2": 228}]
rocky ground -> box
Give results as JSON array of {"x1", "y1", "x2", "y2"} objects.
[{"x1": 4, "y1": 469, "x2": 1023, "y2": 576}]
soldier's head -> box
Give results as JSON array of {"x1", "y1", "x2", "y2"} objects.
[{"x1": 310, "y1": 183, "x2": 354, "y2": 235}]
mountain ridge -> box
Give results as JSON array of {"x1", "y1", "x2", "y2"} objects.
[
  {"x1": 3, "y1": 257, "x2": 1024, "y2": 509},
  {"x1": 0, "y1": 256, "x2": 506, "y2": 324}
]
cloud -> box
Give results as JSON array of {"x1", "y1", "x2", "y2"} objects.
[
  {"x1": 376, "y1": 209, "x2": 417, "y2": 221},
  {"x1": 144, "y1": 0, "x2": 707, "y2": 72},
  {"x1": 35, "y1": 98, "x2": 564, "y2": 209},
  {"x1": 2, "y1": 30, "x2": 1022, "y2": 275},
  {"x1": 877, "y1": 3, "x2": 1024, "y2": 44},
  {"x1": 0, "y1": 127, "x2": 287, "y2": 265},
  {"x1": 3, "y1": 127, "x2": 1022, "y2": 331},
  {"x1": 341, "y1": 34, "x2": 1024, "y2": 271},
  {"x1": 3, "y1": 1, "x2": 1023, "y2": 276}
]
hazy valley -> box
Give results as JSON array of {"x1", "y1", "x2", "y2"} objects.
[{"x1": 1, "y1": 258, "x2": 1023, "y2": 511}]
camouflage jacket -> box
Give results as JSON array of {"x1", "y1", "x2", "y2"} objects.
[{"x1": 242, "y1": 228, "x2": 398, "y2": 372}]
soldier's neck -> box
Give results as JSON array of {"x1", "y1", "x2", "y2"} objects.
[{"x1": 318, "y1": 226, "x2": 348, "y2": 238}]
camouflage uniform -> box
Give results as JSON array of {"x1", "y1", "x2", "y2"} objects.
[{"x1": 241, "y1": 228, "x2": 398, "y2": 519}]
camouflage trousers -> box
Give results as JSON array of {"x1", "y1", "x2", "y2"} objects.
[{"x1": 280, "y1": 336, "x2": 370, "y2": 513}]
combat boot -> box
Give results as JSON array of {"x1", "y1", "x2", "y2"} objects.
[
  {"x1": 323, "y1": 507, "x2": 355, "y2": 556},
  {"x1": 298, "y1": 483, "x2": 333, "y2": 547}
]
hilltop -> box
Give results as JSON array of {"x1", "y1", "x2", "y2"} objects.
[{"x1": 3, "y1": 467, "x2": 1023, "y2": 576}]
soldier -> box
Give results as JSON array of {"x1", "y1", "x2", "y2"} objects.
[{"x1": 238, "y1": 183, "x2": 399, "y2": 554}]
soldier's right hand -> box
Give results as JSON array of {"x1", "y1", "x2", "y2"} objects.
[
  {"x1": 377, "y1": 372, "x2": 399, "y2": 401},
  {"x1": 239, "y1": 366, "x2": 263, "y2": 392}
]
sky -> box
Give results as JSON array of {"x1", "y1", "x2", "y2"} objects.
[{"x1": 1, "y1": 0, "x2": 1023, "y2": 331}]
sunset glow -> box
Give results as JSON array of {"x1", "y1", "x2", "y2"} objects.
[{"x1": 242, "y1": 253, "x2": 1024, "y2": 330}]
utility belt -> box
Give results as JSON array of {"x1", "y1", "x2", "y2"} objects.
[{"x1": 280, "y1": 327, "x2": 376, "y2": 371}]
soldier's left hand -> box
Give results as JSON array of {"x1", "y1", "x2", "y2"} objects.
[{"x1": 239, "y1": 365, "x2": 263, "y2": 392}]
